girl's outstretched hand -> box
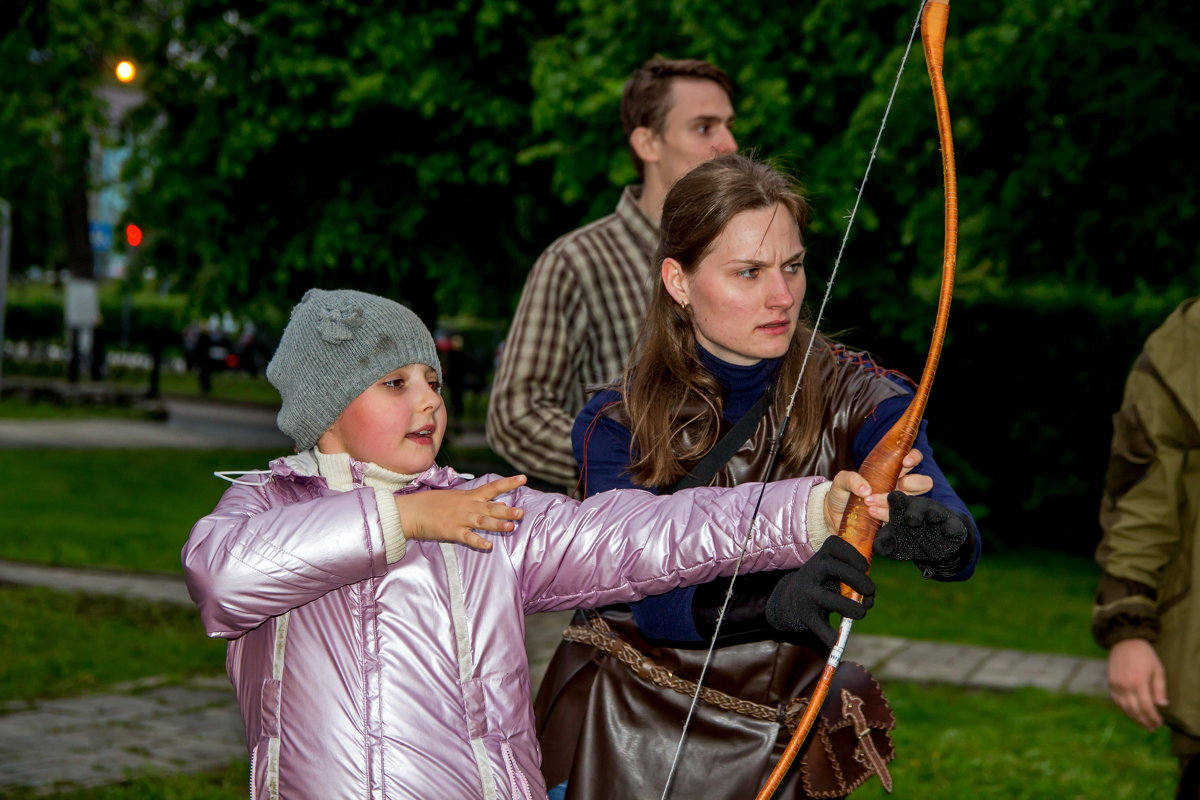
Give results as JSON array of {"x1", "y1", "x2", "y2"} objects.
[
  {"x1": 394, "y1": 474, "x2": 527, "y2": 551},
  {"x1": 824, "y1": 449, "x2": 930, "y2": 532},
  {"x1": 824, "y1": 471, "x2": 875, "y2": 533}
]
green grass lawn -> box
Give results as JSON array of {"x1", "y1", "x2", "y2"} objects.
[
  {"x1": 854, "y1": 683, "x2": 1176, "y2": 799},
  {"x1": 861, "y1": 547, "x2": 1106, "y2": 659},
  {"x1": 0, "y1": 449, "x2": 281, "y2": 573},
  {"x1": 0, "y1": 585, "x2": 225, "y2": 703},
  {"x1": 0, "y1": 396, "x2": 159, "y2": 420},
  {"x1": 155, "y1": 370, "x2": 281, "y2": 405},
  {"x1": 0, "y1": 760, "x2": 249, "y2": 800},
  {"x1": 3, "y1": 361, "x2": 282, "y2": 408}
]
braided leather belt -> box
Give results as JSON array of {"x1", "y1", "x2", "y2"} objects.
[{"x1": 561, "y1": 615, "x2": 805, "y2": 732}]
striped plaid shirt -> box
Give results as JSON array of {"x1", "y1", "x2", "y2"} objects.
[{"x1": 488, "y1": 186, "x2": 658, "y2": 488}]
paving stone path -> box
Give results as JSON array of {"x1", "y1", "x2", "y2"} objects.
[
  {"x1": 0, "y1": 397, "x2": 292, "y2": 451},
  {"x1": 0, "y1": 676, "x2": 244, "y2": 793}
]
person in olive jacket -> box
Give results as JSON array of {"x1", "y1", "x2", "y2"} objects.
[{"x1": 1093, "y1": 296, "x2": 1200, "y2": 799}]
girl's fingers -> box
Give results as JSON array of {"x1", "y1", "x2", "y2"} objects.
[
  {"x1": 470, "y1": 512, "x2": 516, "y2": 533},
  {"x1": 477, "y1": 474, "x2": 527, "y2": 499},
  {"x1": 460, "y1": 529, "x2": 494, "y2": 551},
  {"x1": 485, "y1": 501, "x2": 523, "y2": 521}
]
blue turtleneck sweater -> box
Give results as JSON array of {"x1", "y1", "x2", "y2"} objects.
[{"x1": 571, "y1": 344, "x2": 976, "y2": 642}]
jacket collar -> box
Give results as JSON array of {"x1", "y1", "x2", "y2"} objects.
[{"x1": 267, "y1": 450, "x2": 472, "y2": 492}]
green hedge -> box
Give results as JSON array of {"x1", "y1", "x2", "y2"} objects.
[
  {"x1": 3, "y1": 283, "x2": 62, "y2": 342},
  {"x1": 4, "y1": 283, "x2": 206, "y2": 353},
  {"x1": 877, "y1": 285, "x2": 1191, "y2": 555}
]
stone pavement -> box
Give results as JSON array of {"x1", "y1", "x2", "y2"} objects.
[
  {"x1": 0, "y1": 395, "x2": 1109, "y2": 793},
  {"x1": 0, "y1": 558, "x2": 1109, "y2": 794},
  {"x1": 0, "y1": 396, "x2": 293, "y2": 451},
  {"x1": 0, "y1": 675, "x2": 244, "y2": 793}
]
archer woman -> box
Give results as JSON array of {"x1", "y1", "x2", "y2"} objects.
[{"x1": 534, "y1": 153, "x2": 981, "y2": 800}]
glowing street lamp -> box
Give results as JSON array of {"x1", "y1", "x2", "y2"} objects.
[{"x1": 115, "y1": 60, "x2": 136, "y2": 83}]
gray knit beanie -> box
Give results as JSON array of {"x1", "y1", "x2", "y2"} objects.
[{"x1": 266, "y1": 288, "x2": 442, "y2": 450}]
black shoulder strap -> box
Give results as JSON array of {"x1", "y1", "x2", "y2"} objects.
[{"x1": 665, "y1": 390, "x2": 771, "y2": 494}]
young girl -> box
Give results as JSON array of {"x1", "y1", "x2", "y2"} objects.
[{"x1": 182, "y1": 288, "x2": 900, "y2": 800}]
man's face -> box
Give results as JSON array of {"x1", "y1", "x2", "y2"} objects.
[{"x1": 647, "y1": 78, "x2": 737, "y2": 187}]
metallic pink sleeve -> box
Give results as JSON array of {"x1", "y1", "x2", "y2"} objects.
[
  {"x1": 501, "y1": 476, "x2": 825, "y2": 614},
  {"x1": 182, "y1": 481, "x2": 389, "y2": 638}
]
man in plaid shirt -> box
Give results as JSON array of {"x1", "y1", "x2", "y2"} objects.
[{"x1": 488, "y1": 57, "x2": 738, "y2": 491}]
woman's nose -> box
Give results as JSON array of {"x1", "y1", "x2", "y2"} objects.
[{"x1": 766, "y1": 271, "x2": 796, "y2": 309}]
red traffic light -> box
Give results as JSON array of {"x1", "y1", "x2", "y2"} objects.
[{"x1": 125, "y1": 224, "x2": 143, "y2": 247}]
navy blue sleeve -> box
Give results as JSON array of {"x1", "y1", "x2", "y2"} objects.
[
  {"x1": 573, "y1": 392, "x2": 704, "y2": 641},
  {"x1": 573, "y1": 390, "x2": 644, "y2": 496},
  {"x1": 854, "y1": 391, "x2": 981, "y2": 580}
]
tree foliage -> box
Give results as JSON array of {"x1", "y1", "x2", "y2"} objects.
[
  {"x1": 525, "y1": 0, "x2": 1197, "y2": 345},
  {"x1": 5, "y1": 0, "x2": 1196, "y2": 326},
  {"x1": 0, "y1": 0, "x2": 151, "y2": 278},
  {"x1": 124, "y1": 0, "x2": 564, "y2": 327}
]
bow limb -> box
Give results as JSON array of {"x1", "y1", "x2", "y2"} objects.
[
  {"x1": 753, "y1": 1, "x2": 958, "y2": 797},
  {"x1": 839, "y1": 0, "x2": 957, "y2": 576}
]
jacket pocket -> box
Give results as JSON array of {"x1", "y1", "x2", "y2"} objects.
[{"x1": 260, "y1": 678, "x2": 282, "y2": 737}]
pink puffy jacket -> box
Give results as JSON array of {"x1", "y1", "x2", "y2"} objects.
[{"x1": 182, "y1": 452, "x2": 825, "y2": 799}]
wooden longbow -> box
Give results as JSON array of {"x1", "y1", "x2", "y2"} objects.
[{"x1": 752, "y1": 1, "x2": 959, "y2": 796}]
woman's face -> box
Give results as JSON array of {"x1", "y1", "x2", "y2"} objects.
[{"x1": 663, "y1": 203, "x2": 805, "y2": 365}]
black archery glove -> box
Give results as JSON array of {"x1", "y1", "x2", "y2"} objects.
[
  {"x1": 765, "y1": 536, "x2": 876, "y2": 649},
  {"x1": 874, "y1": 491, "x2": 976, "y2": 578}
]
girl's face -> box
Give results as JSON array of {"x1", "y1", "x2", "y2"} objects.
[
  {"x1": 318, "y1": 363, "x2": 446, "y2": 474},
  {"x1": 663, "y1": 203, "x2": 806, "y2": 365}
]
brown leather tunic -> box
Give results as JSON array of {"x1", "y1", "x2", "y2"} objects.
[{"x1": 534, "y1": 350, "x2": 910, "y2": 799}]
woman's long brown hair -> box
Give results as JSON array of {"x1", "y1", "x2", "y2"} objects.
[{"x1": 623, "y1": 154, "x2": 833, "y2": 488}]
